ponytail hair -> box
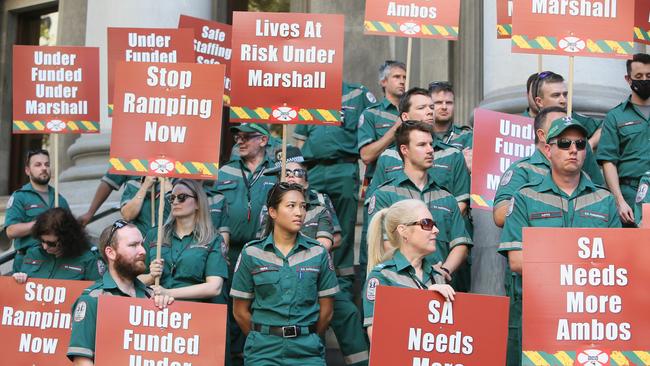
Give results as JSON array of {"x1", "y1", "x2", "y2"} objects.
[{"x1": 366, "y1": 199, "x2": 430, "y2": 275}]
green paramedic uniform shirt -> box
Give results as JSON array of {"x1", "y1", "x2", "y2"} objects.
[
  {"x1": 362, "y1": 249, "x2": 446, "y2": 327},
  {"x1": 230, "y1": 233, "x2": 339, "y2": 326},
  {"x1": 67, "y1": 271, "x2": 153, "y2": 361},
  {"x1": 596, "y1": 97, "x2": 650, "y2": 208},
  {"x1": 19, "y1": 246, "x2": 102, "y2": 281},
  {"x1": 357, "y1": 98, "x2": 400, "y2": 179},
  {"x1": 120, "y1": 179, "x2": 171, "y2": 237},
  {"x1": 435, "y1": 124, "x2": 473, "y2": 150}
]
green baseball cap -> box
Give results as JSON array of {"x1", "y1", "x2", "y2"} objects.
[
  {"x1": 230, "y1": 123, "x2": 270, "y2": 136},
  {"x1": 546, "y1": 116, "x2": 588, "y2": 141}
]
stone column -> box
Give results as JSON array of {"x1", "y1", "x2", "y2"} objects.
[{"x1": 58, "y1": 0, "x2": 212, "y2": 235}]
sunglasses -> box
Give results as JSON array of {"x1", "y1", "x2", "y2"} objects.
[
  {"x1": 285, "y1": 168, "x2": 306, "y2": 178},
  {"x1": 168, "y1": 193, "x2": 196, "y2": 204},
  {"x1": 234, "y1": 133, "x2": 263, "y2": 144},
  {"x1": 404, "y1": 218, "x2": 437, "y2": 231},
  {"x1": 549, "y1": 138, "x2": 587, "y2": 151},
  {"x1": 107, "y1": 219, "x2": 128, "y2": 245},
  {"x1": 41, "y1": 238, "x2": 59, "y2": 247}
]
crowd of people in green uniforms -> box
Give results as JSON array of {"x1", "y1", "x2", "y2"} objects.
[{"x1": 4, "y1": 52, "x2": 650, "y2": 366}]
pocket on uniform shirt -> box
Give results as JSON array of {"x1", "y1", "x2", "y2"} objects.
[
  {"x1": 252, "y1": 270, "x2": 280, "y2": 298},
  {"x1": 21, "y1": 258, "x2": 44, "y2": 274},
  {"x1": 617, "y1": 120, "x2": 645, "y2": 136}
]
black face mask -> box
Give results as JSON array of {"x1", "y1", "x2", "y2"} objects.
[{"x1": 631, "y1": 79, "x2": 650, "y2": 100}]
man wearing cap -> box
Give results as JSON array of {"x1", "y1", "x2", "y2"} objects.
[
  {"x1": 260, "y1": 146, "x2": 370, "y2": 366},
  {"x1": 212, "y1": 123, "x2": 278, "y2": 365},
  {"x1": 6, "y1": 149, "x2": 69, "y2": 272},
  {"x1": 67, "y1": 220, "x2": 173, "y2": 365},
  {"x1": 294, "y1": 81, "x2": 375, "y2": 306},
  {"x1": 498, "y1": 117, "x2": 620, "y2": 366},
  {"x1": 358, "y1": 61, "x2": 406, "y2": 182},
  {"x1": 597, "y1": 53, "x2": 650, "y2": 226},
  {"x1": 494, "y1": 107, "x2": 606, "y2": 228}
]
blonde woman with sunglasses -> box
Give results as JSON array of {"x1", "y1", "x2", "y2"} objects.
[{"x1": 363, "y1": 199, "x2": 455, "y2": 342}]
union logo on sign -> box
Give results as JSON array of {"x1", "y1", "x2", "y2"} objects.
[
  {"x1": 272, "y1": 106, "x2": 298, "y2": 122},
  {"x1": 576, "y1": 348, "x2": 609, "y2": 366},
  {"x1": 46, "y1": 120, "x2": 66, "y2": 132},
  {"x1": 559, "y1": 37, "x2": 586, "y2": 53},
  {"x1": 149, "y1": 158, "x2": 175, "y2": 175},
  {"x1": 400, "y1": 22, "x2": 421, "y2": 35}
]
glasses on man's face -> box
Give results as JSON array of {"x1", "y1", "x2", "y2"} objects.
[
  {"x1": 234, "y1": 134, "x2": 263, "y2": 144},
  {"x1": 107, "y1": 219, "x2": 128, "y2": 245},
  {"x1": 285, "y1": 169, "x2": 307, "y2": 178},
  {"x1": 549, "y1": 138, "x2": 587, "y2": 151},
  {"x1": 41, "y1": 238, "x2": 59, "y2": 247},
  {"x1": 167, "y1": 193, "x2": 197, "y2": 204},
  {"x1": 404, "y1": 218, "x2": 437, "y2": 231}
]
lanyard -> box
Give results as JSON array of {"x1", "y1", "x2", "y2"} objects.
[
  {"x1": 240, "y1": 163, "x2": 266, "y2": 221},
  {"x1": 169, "y1": 235, "x2": 193, "y2": 276},
  {"x1": 408, "y1": 269, "x2": 431, "y2": 290}
]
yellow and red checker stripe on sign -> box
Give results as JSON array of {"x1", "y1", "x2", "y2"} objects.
[
  {"x1": 364, "y1": 20, "x2": 458, "y2": 38},
  {"x1": 497, "y1": 23, "x2": 512, "y2": 37},
  {"x1": 512, "y1": 35, "x2": 635, "y2": 55},
  {"x1": 110, "y1": 158, "x2": 219, "y2": 177},
  {"x1": 13, "y1": 120, "x2": 99, "y2": 133},
  {"x1": 523, "y1": 350, "x2": 650, "y2": 365},
  {"x1": 635, "y1": 27, "x2": 650, "y2": 43},
  {"x1": 230, "y1": 106, "x2": 340, "y2": 124},
  {"x1": 470, "y1": 194, "x2": 493, "y2": 209}
]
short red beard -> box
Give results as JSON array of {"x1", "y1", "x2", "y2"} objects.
[{"x1": 113, "y1": 252, "x2": 146, "y2": 279}]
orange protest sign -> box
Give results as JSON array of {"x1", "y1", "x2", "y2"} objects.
[
  {"x1": 512, "y1": 0, "x2": 636, "y2": 58},
  {"x1": 0, "y1": 277, "x2": 91, "y2": 365},
  {"x1": 364, "y1": 0, "x2": 460, "y2": 40},
  {"x1": 636, "y1": 0, "x2": 650, "y2": 45},
  {"x1": 523, "y1": 228, "x2": 650, "y2": 365},
  {"x1": 230, "y1": 11, "x2": 343, "y2": 125},
  {"x1": 497, "y1": 0, "x2": 514, "y2": 38},
  {"x1": 108, "y1": 62, "x2": 224, "y2": 179},
  {"x1": 470, "y1": 109, "x2": 535, "y2": 211},
  {"x1": 369, "y1": 286, "x2": 508, "y2": 366},
  {"x1": 12, "y1": 45, "x2": 99, "y2": 134},
  {"x1": 94, "y1": 296, "x2": 226, "y2": 366},
  {"x1": 178, "y1": 15, "x2": 233, "y2": 106},
  {"x1": 107, "y1": 28, "x2": 195, "y2": 116}
]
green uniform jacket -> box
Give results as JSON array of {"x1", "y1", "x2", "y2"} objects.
[
  {"x1": 5, "y1": 183, "x2": 69, "y2": 252},
  {"x1": 494, "y1": 148, "x2": 605, "y2": 212},
  {"x1": 67, "y1": 271, "x2": 153, "y2": 361},
  {"x1": 368, "y1": 170, "x2": 473, "y2": 261},
  {"x1": 208, "y1": 192, "x2": 230, "y2": 236},
  {"x1": 435, "y1": 124, "x2": 473, "y2": 150},
  {"x1": 362, "y1": 250, "x2": 446, "y2": 327},
  {"x1": 357, "y1": 98, "x2": 400, "y2": 178},
  {"x1": 368, "y1": 141, "x2": 470, "y2": 202},
  {"x1": 212, "y1": 155, "x2": 278, "y2": 253},
  {"x1": 295, "y1": 82, "x2": 376, "y2": 160},
  {"x1": 499, "y1": 172, "x2": 621, "y2": 298},
  {"x1": 120, "y1": 180, "x2": 171, "y2": 237},
  {"x1": 596, "y1": 97, "x2": 650, "y2": 207},
  {"x1": 20, "y1": 246, "x2": 102, "y2": 281},
  {"x1": 101, "y1": 172, "x2": 136, "y2": 191},
  {"x1": 144, "y1": 228, "x2": 229, "y2": 292},
  {"x1": 230, "y1": 233, "x2": 339, "y2": 326}
]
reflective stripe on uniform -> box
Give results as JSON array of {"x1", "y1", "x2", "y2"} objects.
[
  {"x1": 379, "y1": 269, "x2": 416, "y2": 288},
  {"x1": 378, "y1": 185, "x2": 419, "y2": 199},
  {"x1": 380, "y1": 148, "x2": 401, "y2": 160},
  {"x1": 67, "y1": 346, "x2": 94, "y2": 358},
  {"x1": 316, "y1": 231, "x2": 334, "y2": 241},
  {"x1": 288, "y1": 245, "x2": 325, "y2": 267},
  {"x1": 434, "y1": 147, "x2": 460, "y2": 160},
  {"x1": 342, "y1": 88, "x2": 363, "y2": 104},
  {"x1": 220, "y1": 165, "x2": 243, "y2": 178},
  {"x1": 519, "y1": 187, "x2": 567, "y2": 211},
  {"x1": 449, "y1": 237, "x2": 473, "y2": 248},
  {"x1": 230, "y1": 289, "x2": 254, "y2": 299},
  {"x1": 455, "y1": 193, "x2": 470, "y2": 202},
  {"x1": 363, "y1": 317, "x2": 373, "y2": 327},
  {"x1": 344, "y1": 350, "x2": 370, "y2": 364},
  {"x1": 574, "y1": 189, "x2": 610, "y2": 211},
  {"x1": 517, "y1": 162, "x2": 549, "y2": 176},
  {"x1": 499, "y1": 241, "x2": 523, "y2": 251},
  {"x1": 365, "y1": 108, "x2": 399, "y2": 121},
  {"x1": 336, "y1": 267, "x2": 355, "y2": 277},
  {"x1": 318, "y1": 285, "x2": 340, "y2": 297},
  {"x1": 245, "y1": 246, "x2": 284, "y2": 266}
]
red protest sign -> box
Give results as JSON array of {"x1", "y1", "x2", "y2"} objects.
[
  {"x1": 178, "y1": 14, "x2": 233, "y2": 106},
  {"x1": 95, "y1": 296, "x2": 226, "y2": 366},
  {"x1": 0, "y1": 277, "x2": 91, "y2": 365},
  {"x1": 636, "y1": 0, "x2": 650, "y2": 45},
  {"x1": 512, "y1": 1, "x2": 636, "y2": 58},
  {"x1": 364, "y1": 0, "x2": 460, "y2": 40},
  {"x1": 230, "y1": 11, "x2": 343, "y2": 125},
  {"x1": 369, "y1": 286, "x2": 508, "y2": 366},
  {"x1": 109, "y1": 62, "x2": 224, "y2": 179},
  {"x1": 523, "y1": 228, "x2": 650, "y2": 365},
  {"x1": 12, "y1": 45, "x2": 99, "y2": 134},
  {"x1": 497, "y1": 0, "x2": 513, "y2": 39},
  {"x1": 107, "y1": 28, "x2": 195, "y2": 116},
  {"x1": 470, "y1": 109, "x2": 535, "y2": 211}
]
